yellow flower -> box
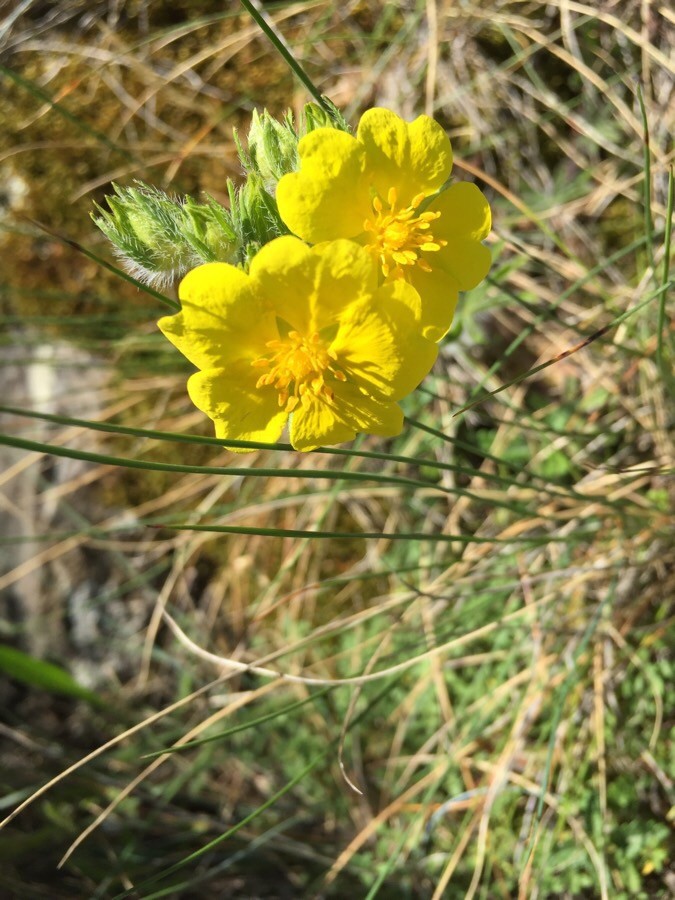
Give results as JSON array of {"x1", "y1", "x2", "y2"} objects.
[
  {"x1": 276, "y1": 108, "x2": 491, "y2": 341},
  {"x1": 158, "y1": 237, "x2": 438, "y2": 452}
]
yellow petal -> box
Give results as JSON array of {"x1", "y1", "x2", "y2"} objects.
[
  {"x1": 310, "y1": 240, "x2": 379, "y2": 331},
  {"x1": 276, "y1": 129, "x2": 370, "y2": 243},
  {"x1": 376, "y1": 278, "x2": 424, "y2": 327},
  {"x1": 421, "y1": 183, "x2": 491, "y2": 295},
  {"x1": 289, "y1": 397, "x2": 358, "y2": 451},
  {"x1": 290, "y1": 383, "x2": 403, "y2": 451},
  {"x1": 333, "y1": 382, "x2": 405, "y2": 436},
  {"x1": 407, "y1": 268, "x2": 461, "y2": 342},
  {"x1": 329, "y1": 294, "x2": 438, "y2": 400},
  {"x1": 431, "y1": 182, "x2": 491, "y2": 240},
  {"x1": 249, "y1": 236, "x2": 317, "y2": 335},
  {"x1": 187, "y1": 364, "x2": 287, "y2": 451},
  {"x1": 357, "y1": 108, "x2": 452, "y2": 203},
  {"x1": 159, "y1": 263, "x2": 276, "y2": 370},
  {"x1": 407, "y1": 114, "x2": 453, "y2": 194},
  {"x1": 249, "y1": 238, "x2": 379, "y2": 336},
  {"x1": 435, "y1": 239, "x2": 492, "y2": 291}
]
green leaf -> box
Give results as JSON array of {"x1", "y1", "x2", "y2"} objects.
[{"x1": 0, "y1": 644, "x2": 102, "y2": 706}]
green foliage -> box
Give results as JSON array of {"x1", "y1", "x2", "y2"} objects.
[{"x1": 0, "y1": 644, "x2": 101, "y2": 705}]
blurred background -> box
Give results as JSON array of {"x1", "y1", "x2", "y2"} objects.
[{"x1": 0, "y1": 1, "x2": 673, "y2": 897}]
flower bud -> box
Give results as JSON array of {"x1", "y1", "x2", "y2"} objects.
[
  {"x1": 232, "y1": 173, "x2": 288, "y2": 264},
  {"x1": 303, "y1": 98, "x2": 350, "y2": 134},
  {"x1": 93, "y1": 184, "x2": 239, "y2": 287},
  {"x1": 243, "y1": 109, "x2": 299, "y2": 191}
]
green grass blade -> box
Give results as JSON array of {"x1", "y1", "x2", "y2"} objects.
[
  {"x1": 0, "y1": 644, "x2": 102, "y2": 706},
  {"x1": 636, "y1": 84, "x2": 656, "y2": 277},
  {"x1": 239, "y1": 0, "x2": 330, "y2": 114},
  {"x1": 657, "y1": 166, "x2": 674, "y2": 389}
]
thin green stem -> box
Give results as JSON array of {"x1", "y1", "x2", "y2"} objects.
[
  {"x1": 141, "y1": 688, "x2": 334, "y2": 758},
  {"x1": 157, "y1": 520, "x2": 600, "y2": 547},
  {"x1": 637, "y1": 84, "x2": 656, "y2": 277},
  {"x1": 657, "y1": 166, "x2": 674, "y2": 389},
  {"x1": 239, "y1": 0, "x2": 331, "y2": 116},
  {"x1": 0, "y1": 431, "x2": 445, "y2": 495},
  {"x1": 112, "y1": 754, "x2": 324, "y2": 899},
  {"x1": 23, "y1": 217, "x2": 179, "y2": 311},
  {"x1": 3, "y1": 403, "x2": 636, "y2": 514}
]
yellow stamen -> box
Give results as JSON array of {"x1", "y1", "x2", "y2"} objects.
[
  {"x1": 252, "y1": 329, "x2": 346, "y2": 412},
  {"x1": 364, "y1": 187, "x2": 446, "y2": 279}
]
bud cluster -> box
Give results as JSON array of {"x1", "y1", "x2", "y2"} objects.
[{"x1": 93, "y1": 100, "x2": 349, "y2": 287}]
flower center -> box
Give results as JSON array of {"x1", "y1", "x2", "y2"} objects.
[
  {"x1": 252, "y1": 329, "x2": 346, "y2": 413},
  {"x1": 363, "y1": 187, "x2": 446, "y2": 278}
]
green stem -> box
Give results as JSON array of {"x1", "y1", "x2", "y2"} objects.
[
  {"x1": 656, "y1": 166, "x2": 674, "y2": 390},
  {"x1": 239, "y1": 0, "x2": 331, "y2": 115},
  {"x1": 637, "y1": 84, "x2": 656, "y2": 277}
]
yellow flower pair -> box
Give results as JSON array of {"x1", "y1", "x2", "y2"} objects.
[{"x1": 159, "y1": 108, "x2": 492, "y2": 451}]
